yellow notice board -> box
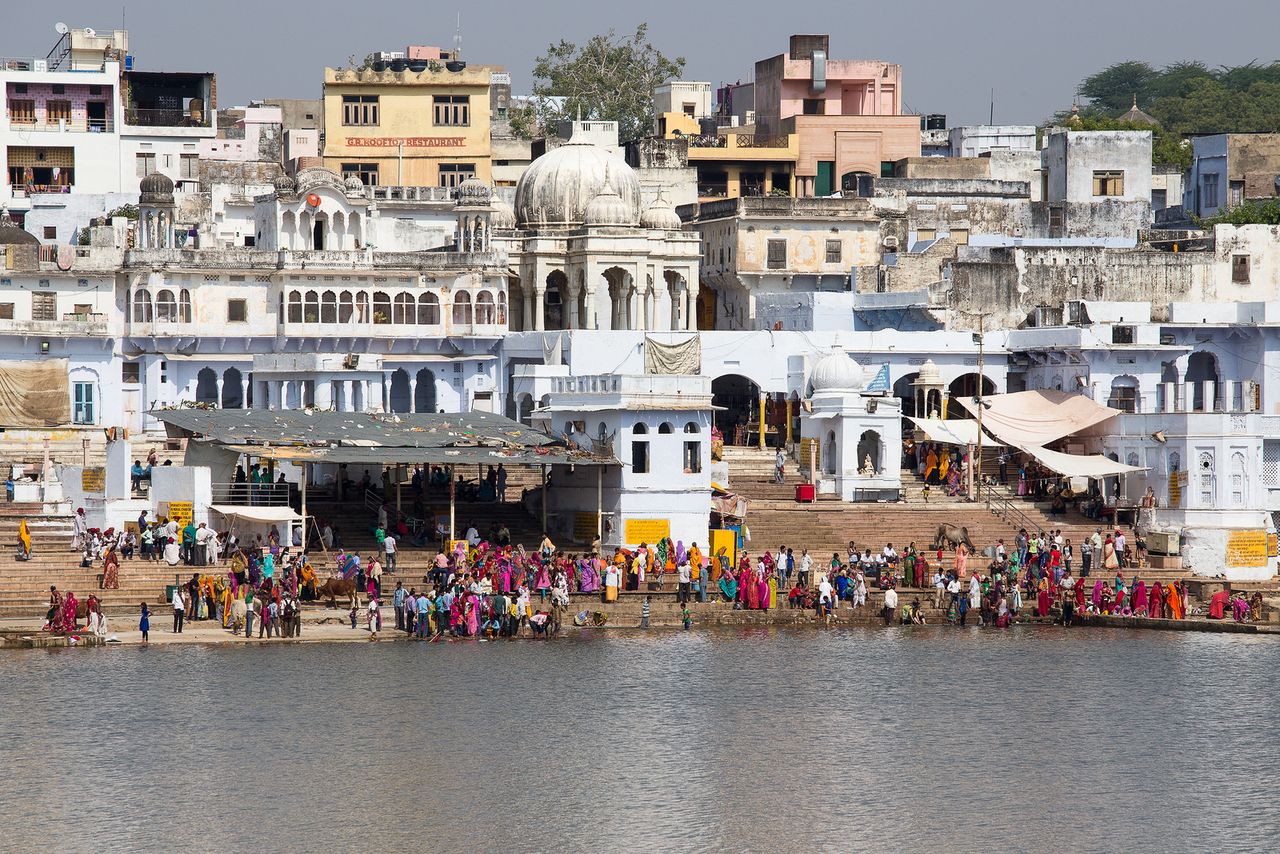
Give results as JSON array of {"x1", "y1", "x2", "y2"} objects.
[
  {"x1": 710, "y1": 528, "x2": 737, "y2": 573},
  {"x1": 80, "y1": 467, "x2": 105, "y2": 494},
  {"x1": 166, "y1": 501, "x2": 194, "y2": 527},
  {"x1": 573, "y1": 512, "x2": 599, "y2": 542},
  {"x1": 1168, "y1": 470, "x2": 1187, "y2": 509},
  {"x1": 624, "y1": 518, "x2": 670, "y2": 545},
  {"x1": 1226, "y1": 530, "x2": 1268, "y2": 568}
]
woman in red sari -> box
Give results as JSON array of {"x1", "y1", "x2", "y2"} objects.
[
  {"x1": 57, "y1": 590, "x2": 79, "y2": 633},
  {"x1": 1036, "y1": 576, "x2": 1051, "y2": 617},
  {"x1": 1149, "y1": 579, "x2": 1164, "y2": 618}
]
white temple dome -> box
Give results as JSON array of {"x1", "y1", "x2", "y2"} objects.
[
  {"x1": 490, "y1": 197, "x2": 516, "y2": 229},
  {"x1": 640, "y1": 191, "x2": 683, "y2": 230},
  {"x1": 917, "y1": 358, "x2": 942, "y2": 385},
  {"x1": 583, "y1": 179, "x2": 636, "y2": 227},
  {"x1": 514, "y1": 140, "x2": 642, "y2": 228},
  {"x1": 810, "y1": 351, "x2": 863, "y2": 392}
]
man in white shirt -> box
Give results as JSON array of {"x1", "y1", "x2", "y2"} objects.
[
  {"x1": 883, "y1": 586, "x2": 899, "y2": 625},
  {"x1": 171, "y1": 586, "x2": 185, "y2": 634},
  {"x1": 383, "y1": 533, "x2": 397, "y2": 571},
  {"x1": 676, "y1": 558, "x2": 692, "y2": 604},
  {"x1": 799, "y1": 550, "x2": 813, "y2": 588},
  {"x1": 817, "y1": 576, "x2": 834, "y2": 615},
  {"x1": 932, "y1": 571, "x2": 946, "y2": 608},
  {"x1": 466, "y1": 525, "x2": 481, "y2": 547},
  {"x1": 946, "y1": 576, "x2": 962, "y2": 611}
]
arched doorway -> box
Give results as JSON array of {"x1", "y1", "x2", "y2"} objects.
[
  {"x1": 389, "y1": 369, "x2": 411, "y2": 413},
  {"x1": 221, "y1": 367, "x2": 244, "y2": 409},
  {"x1": 893, "y1": 372, "x2": 920, "y2": 418},
  {"x1": 518, "y1": 394, "x2": 534, "y2": 425},
  {"x1": 712, "y1": 374, "x2": 761, "y2": 447},
  {"x1": 841, "y1": 171, "x2": 874, "y2": 197},
  {"x1": 605, "y1": 266, "x2": 632, "y2": 331},
  {"x1": 696, "y1": 285, "x2": 717, "y2": 331},
  {"x1": 1107, "y1": 375, "x2": 1139, "y2": 413},
  {"x1": 857, "y1": 430, "x2": 881, "y2": 474},
  {"x1": 1186, "y1": 351, "x2": 1219, "y2": 411},
  {"x1": 545, "y1": 270, "x2": 567, "y2": 330},
  {"x1": 414, "y1": 368, "x2": 436, "y2": 413},
  {"x1": 947, "y1": 373, "x2": 997, "y2": 417},
  {"x1": 312, "y1": 216, "x2": 325, "y2": 250},
  {"x1": 195, "y1": 368, "x2": 218, "y2": 406}
]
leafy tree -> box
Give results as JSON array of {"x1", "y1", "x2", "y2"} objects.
[
  {"x1": 1198, "y1": 198, "x2": 1280, "y2": 226},
  {"x1": 1079, "y1": 61, "x2": 1157, "y2": 113},
  {"x1": 518, "y1": 24, "x2": 685, "y2": 142}
]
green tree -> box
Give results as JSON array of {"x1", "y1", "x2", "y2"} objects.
[
  {"x1": 1198, "y1": 198, "x2": 1280, "y2": 226},
  {"x1": 1079, "y1": 60, "x2": 1157, "y2": 113},
  {"x1": 519, "y1": 24, "x2": 685, "y2": 142}
]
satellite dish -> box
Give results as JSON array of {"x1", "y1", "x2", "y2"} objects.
[
  {"x1": 55, "y1": 22, "x2": 69, "y2": 34},
  {"x1": 84, "y1": 27, "x2": 96, "y2": 37}
]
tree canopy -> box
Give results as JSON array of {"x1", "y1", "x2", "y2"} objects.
[
  {"x1": 1198, "y1": 198, "x2": 1280, "y2": 226},
  {"x1": 1057, "y1": 60, "x2": 1280, "y2": 169},
  {"x1": 509, "y1": 24, "x2": 685, "y2": 142}
]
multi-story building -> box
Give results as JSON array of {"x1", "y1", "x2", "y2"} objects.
[
  {"x1": 2, "y1": 26, "x2": 216, "y2": 243},
  {"x1": 322, "y1": 49, "x2": 494, "y2": 189},
  {"x1": 1185, "y1": 132, "x2": 1280, "y2": 219},
  {"x1": 752, "y1": 35, "x2": 920, "y2": 197}
]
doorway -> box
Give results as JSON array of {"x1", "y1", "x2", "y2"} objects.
[{"x1": 312, "y1": 219, "x2": 324, "y2": 250}]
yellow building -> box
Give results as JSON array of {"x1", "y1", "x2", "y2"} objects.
[
  {"x1": 659, "y1": 112, "x2": 799, "y2": 201},
  {"x1": 322, "y1": 64, "x2": 493, "y2": 188}
]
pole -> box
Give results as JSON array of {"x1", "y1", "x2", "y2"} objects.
[
  {"x1": 758, "y1": 393, "x2": 766, "y2": 450},
  {"x1": 395, "y1": 464, "x2": 402, "y2": 512},
  {"x1": 975, "y1": 313, "x2": 985, "y2": 502},
  {"x1": 300, "y1": 463, "x2": 308, "y2": 553},
  {"x1": 596, "y1": 465, "x2": 603, "y2": 545},
  {"x1": 540, "y1": 463, "x2": 548, "y2": 533},
  {"x1": 448, "y1": 465, "x2": 455, "y2": 543}
]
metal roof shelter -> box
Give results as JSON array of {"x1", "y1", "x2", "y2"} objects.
[{"x1": 150, "y1": 408, "x2": 618, "y2": 546}]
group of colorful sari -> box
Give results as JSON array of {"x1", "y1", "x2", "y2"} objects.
[
  {"x1": 44, "y1": 588, "x2": 79, "y2": 634},
  {"x1": 1081, "y1": 574, "x2": 1186, "y2": 619}
]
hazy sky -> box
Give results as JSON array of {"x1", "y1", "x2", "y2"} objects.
[{"x1": 7, "y1": 0, "x2": 1278, "y2": 125}]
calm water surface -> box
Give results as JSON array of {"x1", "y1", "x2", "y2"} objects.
[{"x1": 1, "y1": 625, "x2": 1278, "y2": 853}]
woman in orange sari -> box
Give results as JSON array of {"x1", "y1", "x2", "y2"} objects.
[
  {"x1": 924, "y1": 448, "x2": 939, "y2": 485},
  {"x1": 1165, "y1": 582, "x2": 1184, "y2": 620}
]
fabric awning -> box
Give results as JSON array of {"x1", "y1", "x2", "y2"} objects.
[
  {"x1": 909, "y1": 417, "x2": 1004, "y2": 448},
  {"x1": 1017, "y1": 446, "x2": 1147, "y2": 479},
  {"x1": 209, "y1": 505, "x2": 302, "y2": 523},
  {"x1": 955, "y1": 389, "x2": 1120, "y2": 447}
]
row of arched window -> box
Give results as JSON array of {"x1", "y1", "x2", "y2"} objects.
[
  {"x1": 283, "y1": 289, "x2": 506, "y2": 326},
  {"x1": 632, "y1": 422, "x2": 701, "y2": 435},
  {"x1": 133, "y1": 289, "x2": 192, "y2": 323}
]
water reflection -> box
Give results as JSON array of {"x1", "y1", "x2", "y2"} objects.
[{"x1": 1, "y1": 627, "x2": 1277, "y2": 853}]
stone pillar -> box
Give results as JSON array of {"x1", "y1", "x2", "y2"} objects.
[
  {"x1": 758, "y1": 393, "x2": 767, "y2": 450},
  {"x1": 534, "y1": 287, "x2": 546, "y2": 331},
  {"x1": 1182, "y1": 381, "x2": 1195, "y2": 412},
  {"x1": 726, "y1": 166, "x2": 741, "y2": 199},
  {"x1": 1161, "y1": 382, "x2": 1175, "y2": 413},
  {"x1": 1203, "y1": 380, "x2": 1217, "y2": 412},
  {"x1": 241, "y1": 376, "x2": 250, "y2": 410},
  {"x1": 408, "y1": 377, "x2": 417, "y2": 413},
  {"x1": 215, "y1": 376, "x2": 224, "y2": 408},
  {"x1": 584, "y1": 288, "x2": 597, "y2": 330},
  {"x1": 687, "y1": 281, "x2": 700, "y2": 330},
  {"x1": 567, "y1": 284, "x2": 580, "y2": 329},
  {"x1": 784, "y1": 398, "x2": 793, "y2": 445},
  {"x1": 763, "y1": 170, "x2": 773, "y2": 195}
]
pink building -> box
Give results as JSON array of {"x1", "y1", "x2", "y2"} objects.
[{"x1": 754, "y1": 35, "x2": 920, "y2": 197}]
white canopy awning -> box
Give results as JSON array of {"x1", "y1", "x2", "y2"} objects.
[
  {"x1": 1018, "y1": 445, "x2": 1147, "y2": 479},
  {"x1": 209, "y1": 505, "x2": 302, "y2": 524},
  {"x1": 955, "y1": 389, "x2": 1120, "y2": 447},
  {"x1": 909, "y1": 417, "x2": 1004, "y2": 448}
]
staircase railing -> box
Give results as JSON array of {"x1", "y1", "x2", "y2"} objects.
[{"x1": 984, "y1": 487, "x2": 1040, "y2": 535}]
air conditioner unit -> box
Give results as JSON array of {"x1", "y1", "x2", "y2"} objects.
[{"x1": 343, "y1": 354, "x2": 359, "y2": 370}]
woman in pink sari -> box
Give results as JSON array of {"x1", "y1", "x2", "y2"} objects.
[
  {"x1": 954, "y1": 543, "x2": 969, "y2": 579},
  {"x1": 1149, "y1": 578, "x2": 1164, "y2": 617},
  {"x1": 1132, "y1": 579, "x2": 1148, "y2": 616},
  {"x1": 757, "y1": 568, "x2": 770, "y2": 610},
  {"x1": 746, "y1": 568, "x2": 761, "y2": 609},
  {"x1": 464, "y1": 592, "x2": 480, "y2": 636},
  {"x1": 57, "y1": 591, "x2": 79, "y2": 633}
]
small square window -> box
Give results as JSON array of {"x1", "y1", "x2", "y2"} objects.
[
  {"x1": 42, "y1": 226, "x2": 56, "y2": 240},
  {"x1": 0, "y1": 303, "x2": 13, "y2": 319},
  {"x1": 825, "y1": 239, "x2": 842, "y2": 264},
  {"x1": 227, "y1": 299, "x2": 248, "y2": 322},
  {"x1": 1232, "y1": 254, "x2": 1250, "y2": 284},
  {"x1": 767, "y1": 239, "x2": 787, "y2": 270},
  {"x1": 1092, "y1": 170, "x2": 1124, "y2": 197},
  {"x1": 683, "y1": 441, "x2": 702, "y2": 473},
  {"x1": 121, "y1": 362, "x2": 141, "y2": 383}
]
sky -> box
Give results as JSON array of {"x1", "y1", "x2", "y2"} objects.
[{"x1": 7, "y1": 0, "x2": 1279, "y2": 125}]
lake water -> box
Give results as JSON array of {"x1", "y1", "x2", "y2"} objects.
[{"x1": 2, "y1": 625, "x2": 1278, "y2": 853}]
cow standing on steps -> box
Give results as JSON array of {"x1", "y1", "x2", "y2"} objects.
[{"x1": 933, "y1": 524, "x2": 975, "y2": 553}]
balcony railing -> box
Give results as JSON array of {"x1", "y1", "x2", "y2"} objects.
[
  {"x1": 211, "y1": 482, "x2": 290, "y2": 507},
  {"x1": 6, "y1": 117, "x2": 113, "y2": 133},
  {"x1": 124, "y1": 108, "x2": 211, "y2": 128}
]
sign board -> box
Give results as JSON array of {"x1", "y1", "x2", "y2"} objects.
[
  {"x1": 166, "y1": 501, "x2": 194, "y2": 527},
  {"x1": 710, "y1": 528, "x2": 737, "y2": 575},
  {"x1": 80, "y1": 467, "x2": 105, "y2": 494},
  {"x1": 1168, "y1": 470, "x2": 1187, "y2": 509},
  {"x1": 1225, "y1": 530, "x2": 1267, "y2": 568},
  {"x1": 344, "y1": 136, "x2": 466, "y2": 148},
  {"x1": 573, "y1": 512, "x2": 599, "y2": 542},
  {"x1": 799, "y1": 437, "x2": 822, "y2": 474},
  {"x1": 1269, "y1": 533, "x2": 1278, "y2": 559},
  {"x1": 623, "y1": 518, "x2": 670, "y2": 545}
]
